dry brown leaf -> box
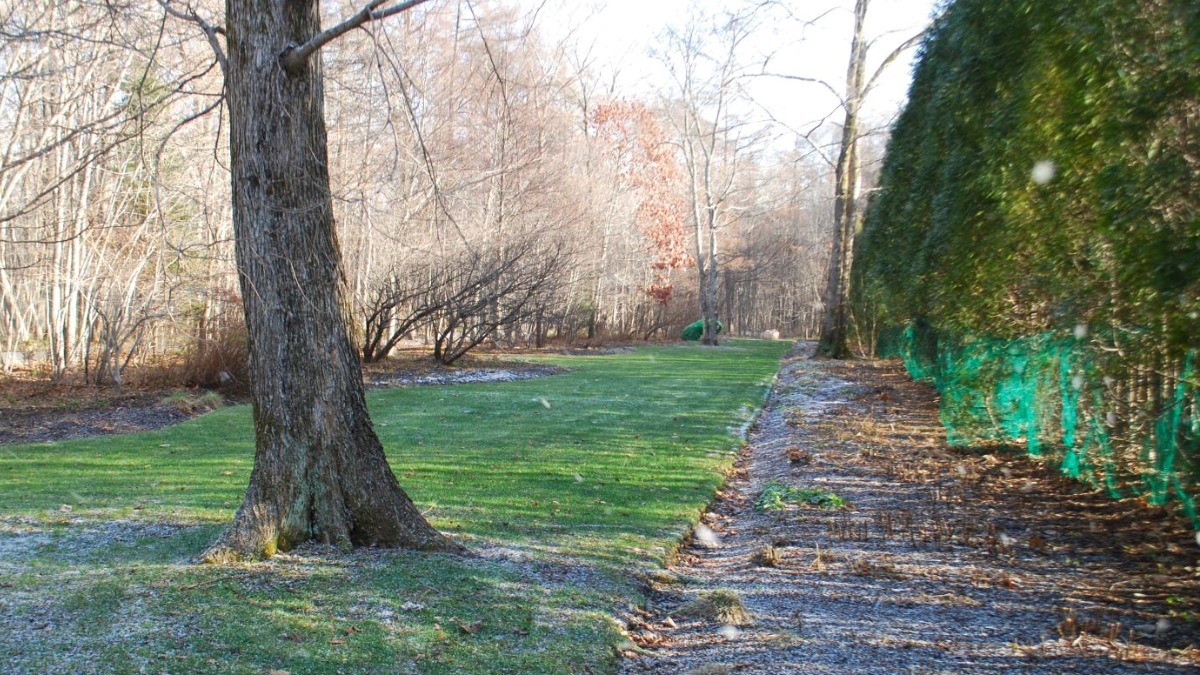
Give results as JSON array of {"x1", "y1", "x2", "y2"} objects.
[{"x1": 456, "y1": 620, "x2": 483, "y2": 635}]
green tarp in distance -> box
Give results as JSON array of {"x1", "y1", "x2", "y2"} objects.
[{"x1": 682, "y1": 320, "x2": 723, "y2": 341}]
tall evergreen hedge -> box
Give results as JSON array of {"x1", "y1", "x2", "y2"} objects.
[{"x1": 855, "y1": 0, "x2": 1199, "y2": 520}]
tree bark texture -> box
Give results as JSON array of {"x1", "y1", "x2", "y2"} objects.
[
  {"x1": 817, "y1": 0, "x2": 868, "y2": 359},
  {"x1": 204, "y1": 0, "x2": 459, "y2": 562}
]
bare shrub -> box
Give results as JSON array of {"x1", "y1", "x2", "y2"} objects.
[{"x1": 180, "y1": 291, "x2": 249, "y2": 393}]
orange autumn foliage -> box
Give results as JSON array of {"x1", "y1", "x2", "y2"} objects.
[{"x1": 592, "y1": 101, "x2": 692, "y2": 304}]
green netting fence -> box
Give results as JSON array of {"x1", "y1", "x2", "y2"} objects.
[{"x1": 878, "y1": 322, "x2": 1199, "y2": 528}]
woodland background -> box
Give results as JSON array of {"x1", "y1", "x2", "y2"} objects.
[{"x1": 0, "y1": 0, "x2": 875, "y2": 386}]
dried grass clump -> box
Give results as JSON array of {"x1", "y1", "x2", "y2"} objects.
[
  {"x1": 787, "y1": 446, "x2": 812, "y2": 464},
  {"x1": 849, "y1": 555, "x2": 902, "y2": 579},
  {"x1": 674, "y1": 589, "x2": 753, "y2": 626},
  {"x1": 753, "y1": 545, "x2": 781, "y2": 567},
  {"x1": 161, "y1": 390, "x2": 225, "y2": 414},
  {"x1": 686, "y1": 665, "x2": 734, "y2": 675}
]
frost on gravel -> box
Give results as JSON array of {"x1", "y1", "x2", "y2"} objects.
[{"x1": 621, "y1": 345, "x2": 1199, "y2": 674}]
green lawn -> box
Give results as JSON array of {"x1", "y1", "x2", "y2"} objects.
[{"x1": 0, "y1": 340, "x2": 787, "y2": 674}]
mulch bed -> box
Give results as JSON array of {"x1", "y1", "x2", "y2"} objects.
[{"x1": 0, "y1": 355, "x2": 562, "y2": 446}]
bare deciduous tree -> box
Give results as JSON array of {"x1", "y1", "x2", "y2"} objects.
[
  {"x1": 660, "y1": 7, "x2": 763, "y2": 346},
  {"x1": 202, "y1": 0, "x2": 462, "y2": 562}
]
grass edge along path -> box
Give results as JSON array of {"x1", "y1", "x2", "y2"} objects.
[{"x1": 0, "y1": 339, "x2": 788, "y2": 674}]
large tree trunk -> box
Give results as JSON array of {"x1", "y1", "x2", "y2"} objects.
[
  {"x1": 204, "y1": 0, "x2": 459, "y2": 563},
  {"x1": 817, "y1": 0, "x2": 868, "y2": 360}
]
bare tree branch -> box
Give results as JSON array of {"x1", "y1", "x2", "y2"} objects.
[
  {"x1": 753, "y1": 70, "x2": 847, "y2": 109},
  {"x1": 158, "y1": 0, "x2": 228, "y2": 75},
  {"x1": 864, "y1": 29, "x2": 926, "y2": 98},
  {"x1": 280, "y1": 0, "x2": 434, "y2": 74}
]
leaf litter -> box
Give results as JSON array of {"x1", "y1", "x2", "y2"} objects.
[{"x1": 621, "y1": 343, "x2": 1200, "y2": 674}]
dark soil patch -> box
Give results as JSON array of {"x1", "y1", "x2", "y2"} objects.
[{"x1": 0, "y1": 396, "x2": 194, "y2": 446}]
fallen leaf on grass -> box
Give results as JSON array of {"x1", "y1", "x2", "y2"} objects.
[
  {"x1": 455, "y1": 620, "x2": 483, "y2": 635},
  {"x1": 329, "y1": 638, "x2": 347, "y2": 646}
]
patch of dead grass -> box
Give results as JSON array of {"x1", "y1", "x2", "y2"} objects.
[{"x1": 674, "y1": 589, "x2": 754, "y2": 626}]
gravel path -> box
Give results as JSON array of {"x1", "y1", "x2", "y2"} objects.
[{"x1": 621, "y1": 345, "x2": 1199, "y2": 674}]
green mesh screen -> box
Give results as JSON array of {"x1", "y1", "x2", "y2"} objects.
[{"x1": 877, "y1": 322, "x2": 1199, "y2": 528}]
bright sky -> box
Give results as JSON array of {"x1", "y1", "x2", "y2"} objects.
[{"x1": 522, "y1": 0, "x2": 940, "y2": 142}]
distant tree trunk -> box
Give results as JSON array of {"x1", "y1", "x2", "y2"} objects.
[
  {"x1": 700, "y1": 204, "x2": 721, "y2": 345},
  {"x1": 204, "y1": 0, "x2": 458, "y2": 563},
  {"x1": 662, "y1": 10, "x2": 761, "y2": 348},
  {"x1": 817, "y1": 0, "x2": 924, "y2": 358},
  {"x1": 817, "y1": 0, "x2": 868, "y2": 359}
]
